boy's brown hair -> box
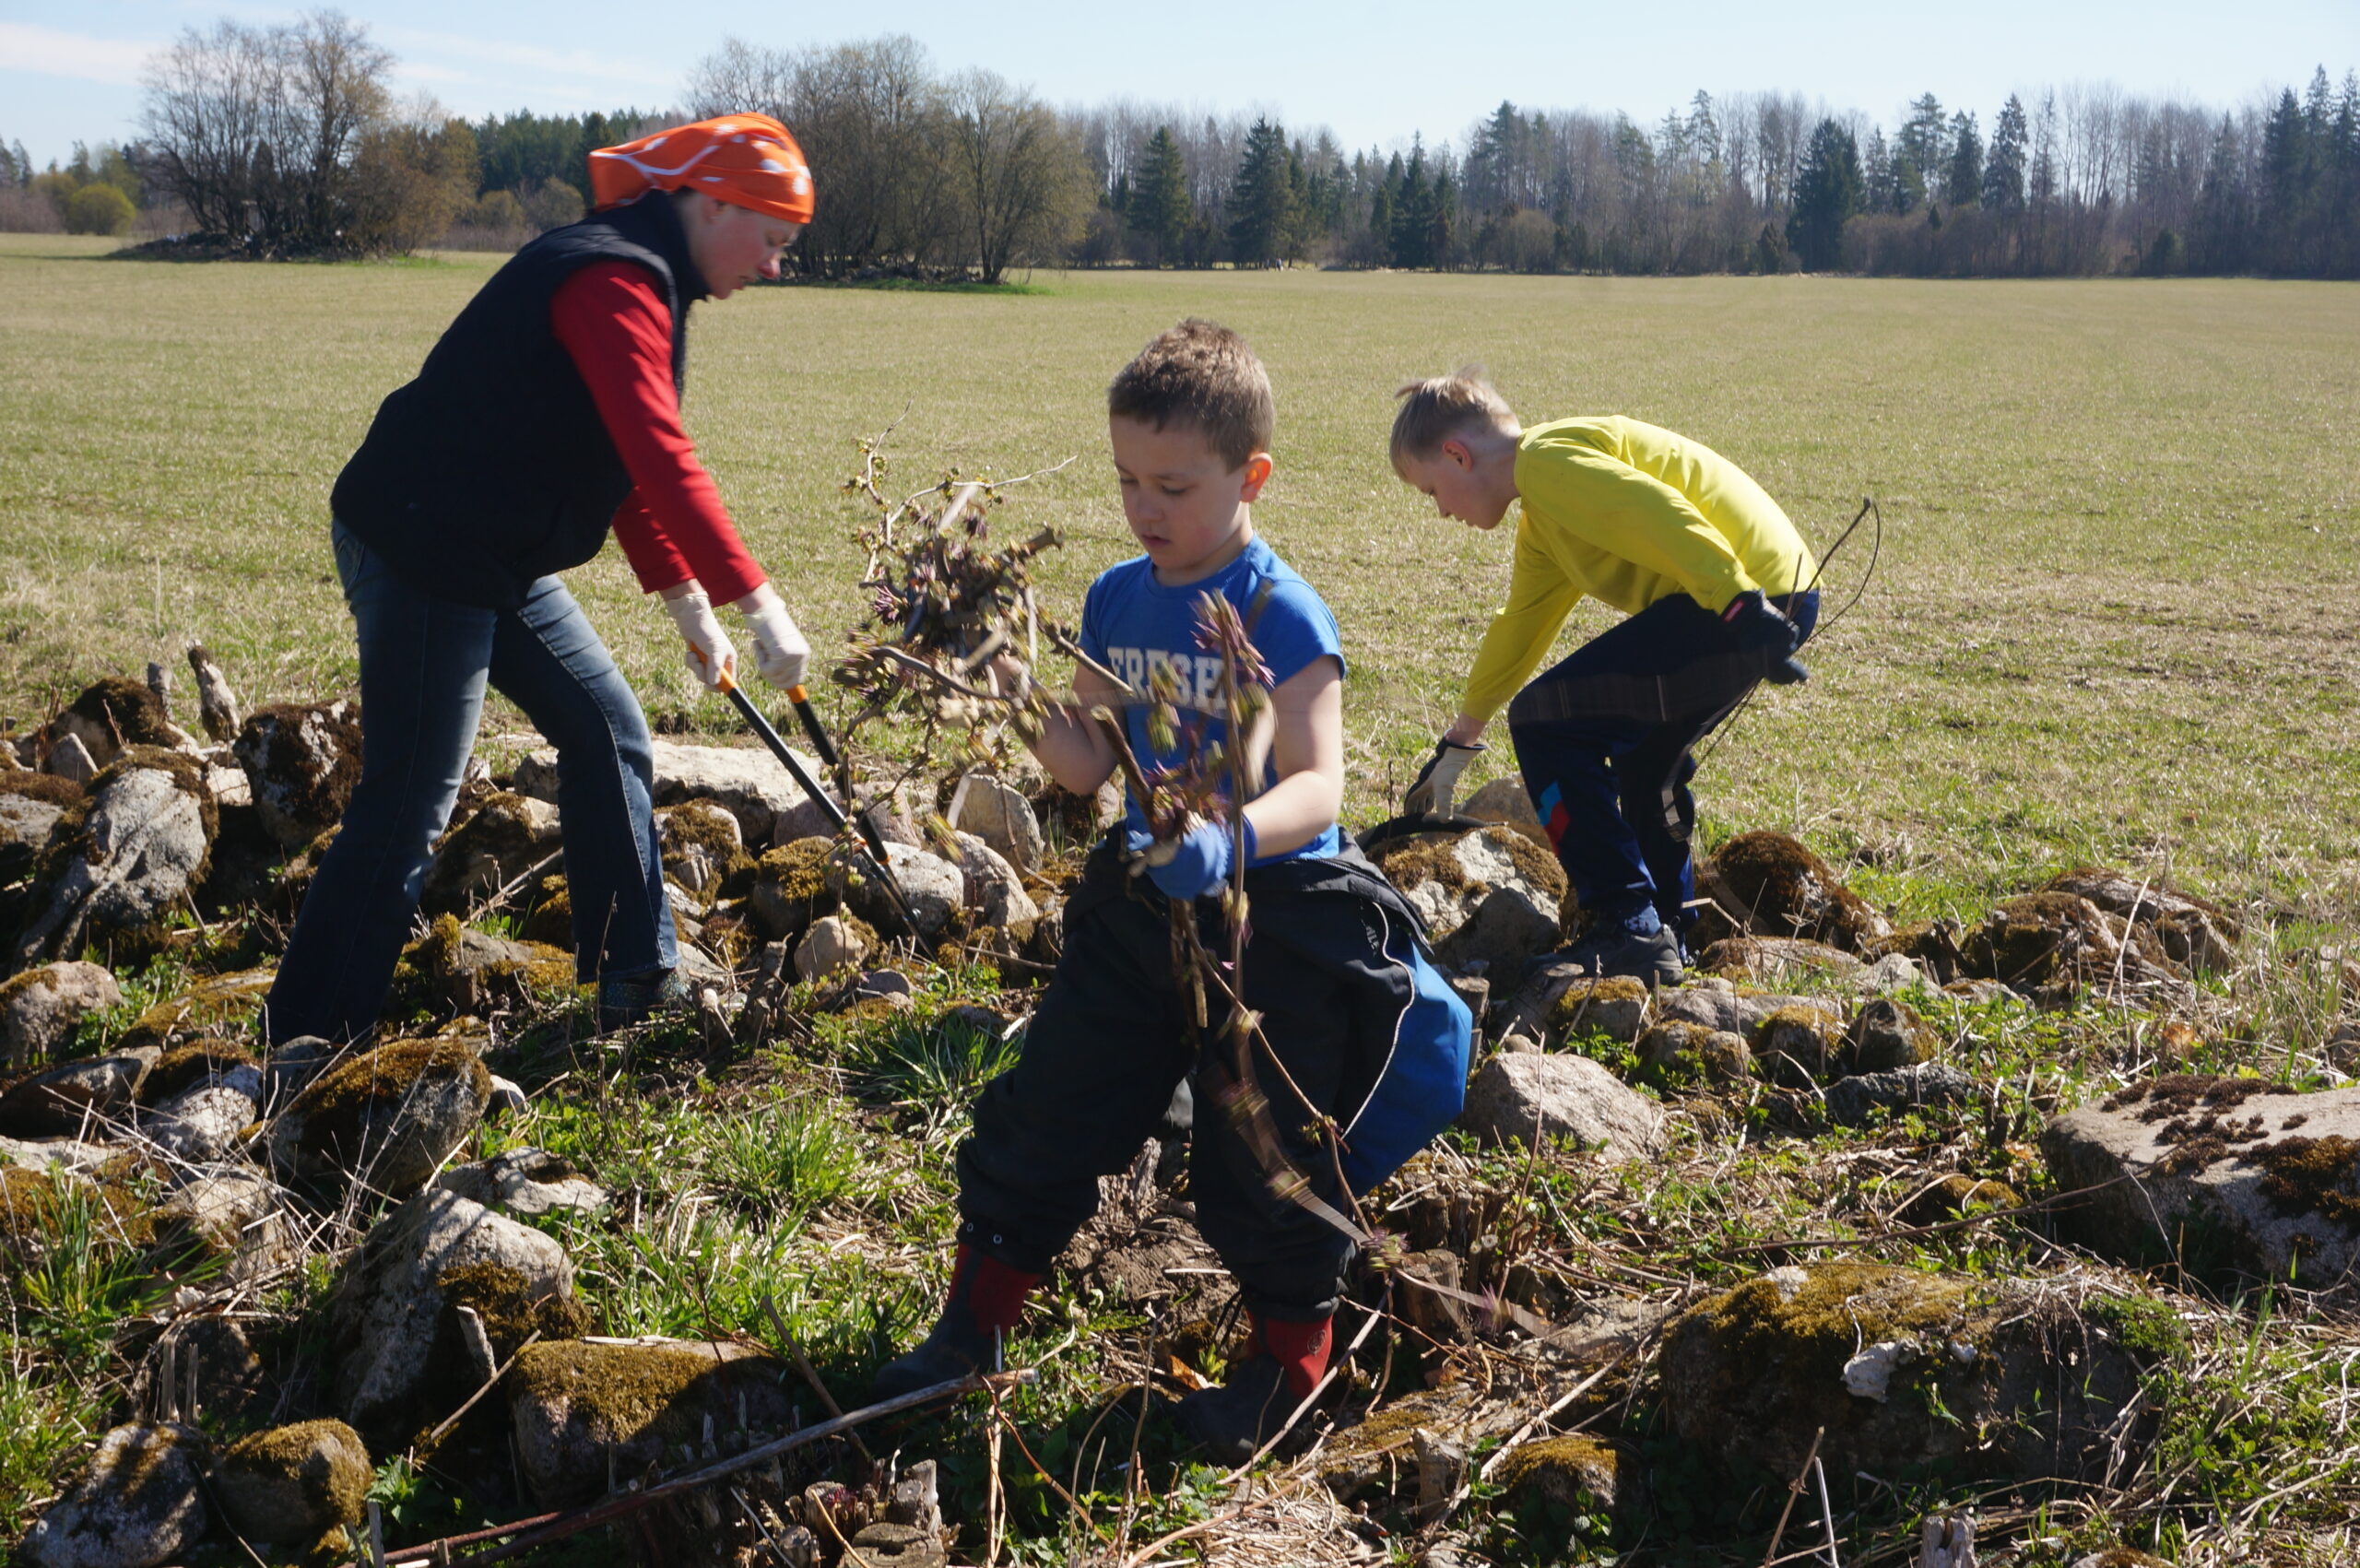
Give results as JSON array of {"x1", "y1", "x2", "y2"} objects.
[
  {"x1": 1107, "y1": 319, "x2": 1275, "y2": 470},
  {"x1": 1389, "y1": 369, "x2": 1518, "y2": 466}
]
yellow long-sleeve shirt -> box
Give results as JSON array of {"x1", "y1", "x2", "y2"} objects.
[{"x1": 1458, "y1": 417, "x2": 1817, "y2": 723}]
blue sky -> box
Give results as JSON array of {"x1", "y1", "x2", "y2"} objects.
[{"x1": 5, "y1": 0, "x2": 2354, "y2": 170}]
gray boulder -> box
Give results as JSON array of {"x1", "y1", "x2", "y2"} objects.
[
  {"x1": 2042, "y1": 1077, "x2": 2360, "y2": 1288},
  {"x1": 793, "y1": 914, "x2": 871, "y2": 983},
  {"x1": 1824, "y1": 1063, "x2": 1976, "y2": 1126},
  {"x1": 0, "y1": 1049, "x2": 158, "y2": 1138},
  {"x1": 233, "y1": 702, "x2": 361, "y2": 853},
  {"x1": 507, "y1": 1339, "x2": 796, "y2": 1509},
  {"x1": 0, "y1": 1134, "x2": 117, "y2": 1174},
  {"x1": 209, "y1": 1420, "x2": 371, "y2": 1548},
  {"x1": 846, "y1": 842, "x2": 962, "y2": 938},
  {"x1": 949, "y1": 771, "x2": 1044, "y2": 874},
  {"x1": 1654, "y1": 983, "x2": 1821, "y2": 1037},
  {"x1": 517, "y1": 738, "x2": 826, "y2": 847},
  {"x1": 0, "y1": 961, "x2": 123, "y2": 1068},
  {"x1": 142, "y1": 1062, "x2": 263, "y2": 1162},
  {"x1": 269, "y1": 1037, "x2": 491, "y2": 1199},
  {"x1": 1458, "y1": 1052, "x2": 1668, "y2": 1160},
  {"x1": 1376, "y1": 826, "x2": 1565, "y2": 979},
  {"x1": 433, "y1": 1147, "x2": 608, "y2": 1217},
  {"x1": 0, "y1": 784, "x2": 72, "y2": 888},
  {"x1": 18, "y1": 1423, "x2": 206, "y2": 1568},
  {"x1": 13, "y1": 751, "x2": 216, "y2": 966},
  {"x1": 1458, "y1": 776, "x2": 1540, "y2": 826},
  {"x1": 330, "y1": 1187, "x2": 574, "y2": 1450},
  {"x1": 950, "y1": 831, "x2": 1038, "y2": 929},
  {"x1": 156, "y1": 1165, "x2": 294, "y2": 1285}
]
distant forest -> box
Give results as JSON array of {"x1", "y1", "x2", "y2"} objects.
[{"x1": 5, "y1": 18, "x2": 2354, "y2": 279}]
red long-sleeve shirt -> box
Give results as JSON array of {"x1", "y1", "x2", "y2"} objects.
[{"x1": 549, "y1": 261, "x2": 766, "y2": 605}]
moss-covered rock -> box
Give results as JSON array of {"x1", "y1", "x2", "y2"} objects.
[
  {"x1": 233, "y1": 701, "x2": 362, "y2": 853},
  {"x1": 400, "y1": 914, "x2": 576, "y2": 1016},
  {"x1": 748, "y1": 836, "x2": 843, "y2": 939},
  {"x1": 1842, "y1": 996, "x2": 1939, "y2": 1075},
  {"x1": 1897, "y1": 1173, "x2": 2022, "y2": 1226},
  {"x1": 12, "y1": 747, "x2": 218, "y2": 967},
  {"x1": 1959, "y1": 891, "x2": 2182, "y2": 999},
  {"x1": 269, "y1": 1035, "x2": 491, "y2": 1198},
  {"x1": 1543, "y1": 975, "x2": 1651, "y2": 1042},
  {"x1": 1708, "y1": 831, "x2": 1890, "y2": 952},
  {"x1": 1636, "y1": 1019, "x2": 1752, "y2": 1086},
  {"x1": 1750, "y1": 1003, "x2": 1842, "y2": 1087},
  {"x1": 120, "y1": 967, "x2": 276, "y2": 1050},
  {"x1": 419, "y1": 791, "x2": 562, "y2": 917},
  {"x1": 1659, "y1": 1263, "x2": 2151, "y2": 1489},
  {"x1": 52, "y1": 676, "x2": 179, "y2": 767},
  {"x1": 507, "y1": 1339, "x2": 797, "y2": 1509},
  {"x1": 1493, "y1": 1434, "x2": 1642, "y2": 1542},
  {"x1": 0, "y1": 961, "x2": 123, "y2": 1070},
  {"x1": 210, "y1": 1419, "x2": 370, "y2": 1550},
  {"x1": 656, "y1": 798, "x2": 754, "y2": 902},
  {"x1": 18, "y1": 1422, "x2": 206, "y2": 1568}
]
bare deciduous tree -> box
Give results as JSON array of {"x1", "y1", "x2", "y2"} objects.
[{"x1": 941, "y1": 70, "x2": 1089, "y2": 284}]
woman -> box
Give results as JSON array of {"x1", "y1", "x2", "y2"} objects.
[{"x1": 266, "y1": 115, "x2": 817, "y2": 1043}]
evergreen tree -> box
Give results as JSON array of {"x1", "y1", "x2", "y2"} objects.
[
  {"x1": 1430, "y1": 168, "x2": 1457, "y2": 267},
  {"x1": 1893, "y1": 93, "x2": 1947, "y2": 213},
  {"x1": 1133, "y1": 125, "x2": 1190, "y2": 265},
  {"x1": 1982, "y1": 95, "x2": 2028, "y2": 213},
  {"x1": 1944, "y1": 112, "x2": 1983, "y2": 207},
  {"x1": 1787, "y1": 117, "x2": 1862, "y2": 269},
  {"x1": 1227, "y1": 116, "x2": 1293, "y2": 265},
  {"x1": 1863, "y1": 129, "x2": 1894, "y2": 214},
  {"x1": 1391, "y1": 144, "x2": 1432, "y2": 266},
  {"x1": 2190, "y1": 113, "x2": 2249, "y2": 272}
]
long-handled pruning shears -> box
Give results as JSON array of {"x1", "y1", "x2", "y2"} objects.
[{"x1": 713, "y1": 666, "x2": 924, "y2": 939}]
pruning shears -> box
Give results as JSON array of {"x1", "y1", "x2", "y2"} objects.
[{"x1": 713, "y1": 665, "x2": 923, "y2": 939}]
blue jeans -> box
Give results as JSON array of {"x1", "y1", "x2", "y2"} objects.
[
  {"x1": 1506, "y1": 589, "x2": 1819, "y2": 936},
  {"x1": 265, "y1": 522, "x2": 675, "y2": 1043}
]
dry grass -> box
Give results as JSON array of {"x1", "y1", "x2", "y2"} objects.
[{"x1": 2, "y1": 233, "x2": 2356, "y2": 919}]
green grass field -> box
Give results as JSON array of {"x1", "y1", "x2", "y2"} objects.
[{"x1": 5, "y1": 233, "x2": 2357, "y2": 920}]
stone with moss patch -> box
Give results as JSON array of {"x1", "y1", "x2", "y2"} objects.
[
  {"x1": 269, "y1": 1035, "x2": 491, "y2": 1198},
  {"x1": 18, "y1": 1422, "x2": 206, "y2": 1568},
  {"x1": 329, "y1": 1187, "x2": 574, "y2": 1453},
  {"x1": 419, "y1": 792, "x2": 561, "y2": 915},
  {"x1": 1959, "y1": 891, "x2": 2184, "y2": 1001},
  {"x1": 507, "y1": 1339, "x2": 797, "y2": 1509},
  {"x1": 233, "y1": 701, "x2": 361, "y2": 853},
  {"x1": 211, "y1": 1419, "x2": 370, "y2": 1547},
  {"x1": 2043, "y1": 1078, "x2": 2360, "y2": 1288},
  {"x1": 12, "y1": 747, "x2": 218, "y2": 968},
  {"x1": 1659, "y1": 1262, "x2": 2149, "y2": 1487},
  {"x1": 749, "y1": 837, "x2": 843, "y2": 939},
  {"x1": 1374, "y1": 825, "x2": 1566, "y2": 978},
  {"x1": 1750, "y1": 1003, "x2": 1842, "y2": 1086},
  {"x1": 399, "y1": 914, "x2": 576, "y2": 1016},
  {"x1": 0, "y1": 962, "x2": 123, "y2": 1069},
  {"x1": 53, "y1": 676, "x2": 180, "y2": 768}
]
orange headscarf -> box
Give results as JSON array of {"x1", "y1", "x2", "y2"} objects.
[{"x1": 587, "y1": 114, "x2": 814, "y2": 225}]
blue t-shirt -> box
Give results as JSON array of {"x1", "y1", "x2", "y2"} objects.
[{"x1": 1080, "y1": 535, "x2": 1346, "y2": 866}]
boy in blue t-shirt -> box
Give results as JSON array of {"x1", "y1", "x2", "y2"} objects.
[{"x1": 872, "y1": 321, "x2": 1470, "y2": 1461}]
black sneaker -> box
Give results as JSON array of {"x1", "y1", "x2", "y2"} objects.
[
  {"x1": 1172, "y1": 1353, "x2": 1295, "y2": 1465},
  {"x1": 596, "y1": 968, "x2": 698, "y2": 1033},
  {"x1": 1541, "y1": 924, "x2": 1683, "y2": 986}
]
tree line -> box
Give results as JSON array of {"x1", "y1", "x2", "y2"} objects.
[{"x1": 4, "y1": 9, "x2": 2350, "y2": 278}]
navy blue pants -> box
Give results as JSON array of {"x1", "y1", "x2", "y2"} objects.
[
  {"x1": 266, "y1": 523, "x2": 675, "y2": 1043},
  {"x1": 1507, "y1": 589, "x2": 1817, "y2": 935}
]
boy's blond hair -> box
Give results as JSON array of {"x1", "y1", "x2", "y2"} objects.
[
  {"x1": 1390, "y1": 369, "x2": 1518, "y2": 466},
  {"x1": 1108, "y1": 319, "x2": 1275, "y2": 471}
]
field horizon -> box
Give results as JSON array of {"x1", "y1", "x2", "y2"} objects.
[{"x1": 4, "y1": 233, "x2": 2356, "y2": 925}]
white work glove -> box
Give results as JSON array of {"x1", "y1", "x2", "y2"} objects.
[
  {"x1": 1404, "y1": 737, "x2": 1485, "y2": 817},
  {"x1": 729, "y1": 584, "x2": 810, "y2": 690},
  {"x1": 659, "y1": 583, "x2": 735, "y2": 690}
]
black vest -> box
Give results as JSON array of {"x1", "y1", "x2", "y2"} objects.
[{"x1": 330, "y1": 195, "x2": 708, "y2": 609}]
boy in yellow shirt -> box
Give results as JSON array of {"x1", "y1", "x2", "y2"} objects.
[{"x1": 1391, "y1": 371, "x2": 1817, "y2": 983}]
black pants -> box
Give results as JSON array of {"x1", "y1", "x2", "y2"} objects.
[
  {"x1": 956, "y1": 845, "x2": 1376, "y2": 1321},
  {"x1": 1507, "y1": 589, "x2": 1818, "y2": 933}
]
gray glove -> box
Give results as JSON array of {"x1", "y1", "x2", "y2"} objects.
[{"x1": 1404, "y1": 738, "x2": 1484, "y2": 817}]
